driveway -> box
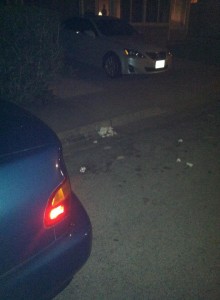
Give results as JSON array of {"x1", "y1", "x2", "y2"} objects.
[{"x1": 25, "y1": 58, "x2": 220, "y2": 146}]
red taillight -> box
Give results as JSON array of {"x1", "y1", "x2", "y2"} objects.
[{"x1": 44, "y1": 179, "x2": 71, "y2": 228}]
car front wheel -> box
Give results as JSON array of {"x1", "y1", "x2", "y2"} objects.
[{"x1": 103, "y1": 53, "x2": 121, "y2": 78}]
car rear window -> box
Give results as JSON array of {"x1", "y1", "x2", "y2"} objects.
[
  {"x1": 94, "y1": 19, "x2": 137, "y2": 37},
  {"x1": 63, "y1": 18, "x2": 97, "y2": 34}
]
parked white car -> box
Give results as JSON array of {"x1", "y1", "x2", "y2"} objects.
[{"x1": 61, "y1": 15, "x2": 172, "y2": 78}]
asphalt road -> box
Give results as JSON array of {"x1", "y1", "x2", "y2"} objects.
[
  {"x1": 54, "y1": 103, "x2": 220, "y2": 300},
  {"x1": 29, "y1": 57, "x2": 220, "y2": 144}
]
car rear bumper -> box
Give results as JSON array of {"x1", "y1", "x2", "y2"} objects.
[{"x1": 0, "y1": 200, "x2": 92, "y2": 300}]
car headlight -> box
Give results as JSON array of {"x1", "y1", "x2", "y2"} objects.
[{"x1": 124, "y1": 49, "x2": 145, "y2": 58}]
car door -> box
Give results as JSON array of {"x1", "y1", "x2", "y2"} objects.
[{"x1": 62, "y1": 17, "x2": 98, "y2": 66}]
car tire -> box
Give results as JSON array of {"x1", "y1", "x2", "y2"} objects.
[{"x1": 103, "y1": 53, "x2": 121, "y2": 78}]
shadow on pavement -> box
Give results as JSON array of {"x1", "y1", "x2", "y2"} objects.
[{"x1": 169, "y1": 36, "x2": 220, "y2": 66}]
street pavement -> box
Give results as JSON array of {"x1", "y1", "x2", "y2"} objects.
[
  {"x1": 54, "y1": 100, "x2": 220, "y2": 300},
  {"x1": 24, "y1": 57, "x2": 220, "y2": 146}
]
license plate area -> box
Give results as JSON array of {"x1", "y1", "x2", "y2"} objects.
[{"x1": 155, "y1": 60, "x2": 165, "y2": 69}]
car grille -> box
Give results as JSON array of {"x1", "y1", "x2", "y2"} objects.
[{"x1": 146, "y1": 51, "x2": 166, "y2": 60}]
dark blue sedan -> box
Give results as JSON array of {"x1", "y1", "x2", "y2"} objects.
[{"x1": 0, "y1": 101, "x2": 92, "y2": 300}]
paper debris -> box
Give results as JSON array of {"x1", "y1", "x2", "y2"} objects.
[
  {"x1": 98, "y1": 126, "x2": 117, "y2": 138},
  {"x1": 116, "y1": 155, "x2": 125, "y2": 160},
  {"x1": 207, "y1": 114, "x2": 214, "y2": 118},
  {"x1": 104, "y1": 146, "x2": 112, "y2": 150},
  {"x1": 93, "y1": 140, "x2": 98, "y2": 144},
  {"x1": 176, "y1": 158, "x2": 182, "y2": 163},
  {"x1": 80, "y1": 166, "x2": 87, "y2": 173},
  {"x1": 186, "y1": 162, "x2": 193, "y2": 168},
  {"x1": 178, "y1": 139, "x2": 183, "y2": 143}
]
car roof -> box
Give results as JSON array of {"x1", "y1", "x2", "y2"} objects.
[
  {"x1": 62, "y1": 15, "x2": 120, "y2": 24},
  {"x1": 84, "y1": 15, "x2": 118, "y2": 21}
]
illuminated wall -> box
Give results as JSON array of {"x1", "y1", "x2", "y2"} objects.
[
  {"x1": 120, "y1": 0, "x2": 171, "y2": 23},
  {"x1": 170, "y1": 0, "x2": 190, "y2": 27}
]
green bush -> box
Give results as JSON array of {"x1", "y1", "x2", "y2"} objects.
[{"x1": 0, "y1": 5, "x2": 63, "y2": 104}]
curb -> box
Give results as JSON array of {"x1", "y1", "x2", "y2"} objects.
[
  {"x1": 57, "y1": 95, "x2": 220, "y2": 147},
  {"x1": 57, "y1": 107, "x2": 169, "y2": 145}
]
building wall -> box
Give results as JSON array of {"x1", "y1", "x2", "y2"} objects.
[
  {"x1": 188, "y1": 0, "x2": 220, "y2": 37},
  {"x1": 120, "y1": 0, "x2": 171, "y2": 23},
  {"x1": 18, "y1": 0, "x2": 219, "y2": 42}
]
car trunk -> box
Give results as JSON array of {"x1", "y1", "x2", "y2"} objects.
[{"x1": 0, "y1": 102, "x2": 66, "y2": 276}]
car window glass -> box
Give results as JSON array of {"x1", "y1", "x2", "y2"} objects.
[
  {"x1": 94, "y1": 19, "x2": 138, "y2": 37},
  {"x1": 83, "y1": 19, "x2": 96, "y2": 32},
  {"x1": 62, "y1": 18, "x2": 79, "y2": 31},
  {"x1": 63, "y1": 18, "x2": 96, "y2": 35}
]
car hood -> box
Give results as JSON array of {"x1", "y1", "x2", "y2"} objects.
[
  {"x1": 0, "y1": 101, "x2": 59, "y2": 159},
  {"x1": 104, "y1": 34, "x2": 165, "y2": 53}
]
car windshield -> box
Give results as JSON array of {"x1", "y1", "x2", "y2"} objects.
[{"x1": 93, "y1": 18, "x2": 137, "y2": 37}]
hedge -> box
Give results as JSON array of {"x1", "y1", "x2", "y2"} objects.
[{"x1": 0, "y1": 5, "x2": 63, "y2": 104}]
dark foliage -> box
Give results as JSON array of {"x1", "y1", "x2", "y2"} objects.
[{"x1": 0, "y1": 4, "x2": 63, "y2": 104}]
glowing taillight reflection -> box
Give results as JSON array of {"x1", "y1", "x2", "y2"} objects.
[
  {"x1": 49, "y1": 205, "x2": 65, "y2": 220},
  {"x1": 44, "y1": 179, "x2": 71, "y2": 228}
]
